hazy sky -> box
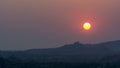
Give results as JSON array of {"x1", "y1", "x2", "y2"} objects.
[{"x1": 0, "y1": 0, "x2": 120, "y2": 50}]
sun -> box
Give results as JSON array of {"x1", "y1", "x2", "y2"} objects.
[{"x1": 83, "y1": 22, "x2": 91, "y2": 31}]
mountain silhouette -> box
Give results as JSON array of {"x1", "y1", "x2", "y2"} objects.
[{"x1": 0, "y1": 40, "x2": 120, "y2": 62}]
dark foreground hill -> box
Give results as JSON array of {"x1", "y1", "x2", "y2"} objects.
[{"x1": 0, "y1": 40, "x2": 120, "y2": 68}]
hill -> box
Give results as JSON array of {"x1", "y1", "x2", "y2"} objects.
[{"x1": 0, "y1": 40, "x2": 120, "y2": 62}]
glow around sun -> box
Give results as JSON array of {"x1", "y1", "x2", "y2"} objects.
[{"x1": 83, "y1": 22, "x2": 91, "y2": 31}]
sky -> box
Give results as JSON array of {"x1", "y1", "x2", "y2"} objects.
[{"x1": 0, "y1": 0, "x2": 120, "y2": 50}]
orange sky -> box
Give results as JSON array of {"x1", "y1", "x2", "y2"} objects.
[{"x1": 0, "y1": 0, "x2": 120, "y2": 50}]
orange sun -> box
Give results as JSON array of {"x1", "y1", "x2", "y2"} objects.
[{"x1": 83, "y1": 22, "x2": 91, "y2": 31}]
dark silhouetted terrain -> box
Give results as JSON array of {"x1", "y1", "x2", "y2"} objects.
[{"x1": 1, "y1": 40, "x2": 120, "y2": 68}]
